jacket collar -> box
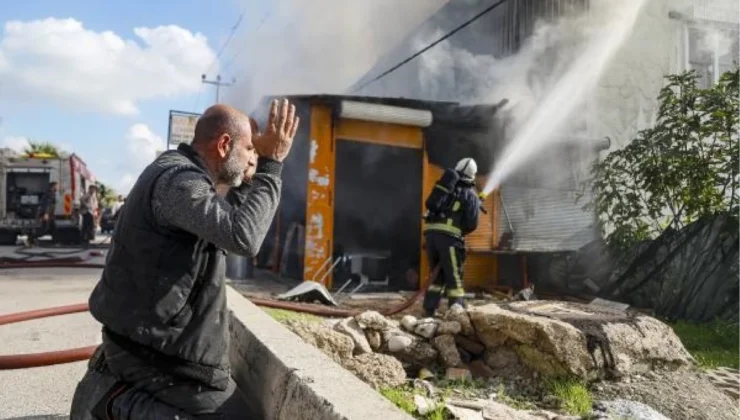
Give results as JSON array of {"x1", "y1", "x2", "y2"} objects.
[{"x1": 176, "y1": 143, "x2": 210, "y2": 174}]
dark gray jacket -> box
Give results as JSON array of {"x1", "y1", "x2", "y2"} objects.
[{"x1": 88, "y1": 143, "x2": 282, "y2": 390}]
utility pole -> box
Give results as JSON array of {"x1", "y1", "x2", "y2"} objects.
[{"x1": 201, "y1": 74, "x2": 236, "y2": 104}]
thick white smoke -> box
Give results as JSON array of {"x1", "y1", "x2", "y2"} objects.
[
  {"x1": 225, "y1": 0, "x2": 448, "y2": 112},
  {"x1": 404, "y1": 1, "x2": 648, "y2": 190}
]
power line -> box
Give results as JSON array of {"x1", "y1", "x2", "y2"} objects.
[
  {"x1": 192, "y1": 8, "x2": 247, "y2": 112},
  {"x1": 351, "y1": 0, "x2": 507, "y2": 93},
  {"x1": 204, "y1": 11, "x2": 246, "y2": 76},
  {"x1": 220, "y1": 7, "x2": 274, "y2": 75}
]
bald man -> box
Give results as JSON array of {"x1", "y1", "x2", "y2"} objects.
[{"x1": 70, "y1": 99, "x2": 299, "y2": 419}]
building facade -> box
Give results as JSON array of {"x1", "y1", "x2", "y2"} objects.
[{"x1": 256, "y1": 0, "x2": 738, "y2": 293}]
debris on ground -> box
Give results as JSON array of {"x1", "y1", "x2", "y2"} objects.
[
  {"x1": 276, "y1": 280, "x2": 339, "y2": 306},
  {"x1": 593, "y1": 399, "x2": 671, "y2": 420},
  {"x1": 342, "y1": 353, "x2": 407, "y2": 389},
  {"x1": 279, "y1": 300, "x2": 738, "y2": 419},
  {"x1": 592, "y1": 368, "x2": 739, "y2": 420},
  {"x1": 468, "y1": 301, "x2": 694, "y2": 379},
  {"x1": 283, "y1": 319, "x2": 353, "y2": 363}
]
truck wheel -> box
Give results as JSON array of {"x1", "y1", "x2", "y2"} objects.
[
  {"x1": 52, "y1": 228, "x2": 82, "y2": 246},
  {"x1": 0, "y1": 232, "x2": 18, "y2": 246}
]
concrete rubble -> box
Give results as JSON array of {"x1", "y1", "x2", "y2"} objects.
[
  {"x1": 283, "y1": 300, "x2": 706, "y2": 418},
  {"x1": 467, "y1": 301, "x2": 695, "y2": 379}
]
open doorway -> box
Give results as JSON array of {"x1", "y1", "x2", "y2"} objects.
[{"x1": 333, "y1": 139, "x2": 422, "y2": 291}]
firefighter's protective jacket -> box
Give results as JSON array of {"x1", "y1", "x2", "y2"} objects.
[{"x1": 423, "y1": 182, "x2": 480, "y2": 239}]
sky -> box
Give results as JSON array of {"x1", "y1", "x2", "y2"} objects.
[{"x1": 0, "y1": 0, "x2": 272, "y2": 193}]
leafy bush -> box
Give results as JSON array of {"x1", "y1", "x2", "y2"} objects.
[{"x1": 583, "y1": 67, "x2": 739, "y2": 251}]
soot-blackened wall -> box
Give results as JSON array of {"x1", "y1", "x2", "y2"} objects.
[
  {"x1": 255, "y1": 99, "x2": 311, "y2": 280},
  {"x1": 333, "y1": 140, "x2": 422, "y2": 290}
]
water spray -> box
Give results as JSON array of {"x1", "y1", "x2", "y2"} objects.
[{"x1": 483, "y1": 0, "x2": 647, "y2": 195}]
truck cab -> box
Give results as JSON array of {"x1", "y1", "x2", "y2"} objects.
[{"x1": 0, "y1": 149, "x2": 96, "y2": 245}]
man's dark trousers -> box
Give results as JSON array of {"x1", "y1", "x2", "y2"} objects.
[{"x1": 69, "y1": 345, "x2": 255, "y2": 419}]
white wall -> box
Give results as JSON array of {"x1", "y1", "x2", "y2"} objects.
[{"x1": 590, "y1": 0, "x2": 739, "y2": 151}]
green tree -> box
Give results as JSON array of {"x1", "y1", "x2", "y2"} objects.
[
  {"x1": 583, "y1": 66, "x2": 739, "y2": 251},
  {"x1": 23, "y1": 140, "x2": 62, "y2": 157},
  {"x1": 95, "y1": 181, "x2": 118, "y2": 208}
]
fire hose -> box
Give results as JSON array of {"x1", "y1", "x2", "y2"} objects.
[{"x1": 0, "y1": 259, "x2": 441, "y2": 370}]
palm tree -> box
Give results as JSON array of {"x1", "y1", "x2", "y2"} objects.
[
  {"x1": 95, "y1": 182, "x2": 118, "y2": 208},
  {"x1": 23, "y1": 140, "x2": 61, "y2": 157}
]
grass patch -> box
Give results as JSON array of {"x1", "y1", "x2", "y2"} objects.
[
  {"x1": 671, "y1": 320, "x2": 739, "y2": 369},
  {"x1": 492, "y1": 383, "x2": 537, "y2": 411},
  {"x1": 379, "y1": 385, "x2": 447, "y2": 420},
  {"x1": 546, "y1": 377, "x2": 592, "y2": 416},
  {"x1": 436, "y1": 377, "x2": 487, "y2": 395},
  {"x1": 261, "y1": 307, "x2": 323, "y2": 324}
]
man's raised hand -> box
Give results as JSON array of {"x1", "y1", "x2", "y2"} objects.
[{"x1": 253, "y1": 98, "x2": 300, "y2": 162}]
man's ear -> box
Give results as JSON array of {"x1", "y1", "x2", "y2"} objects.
[{"x1": 216, "y1": 134, "x2": 232, "y2": 158}]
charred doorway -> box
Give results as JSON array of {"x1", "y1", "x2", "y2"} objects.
[{"x1": 333, "y1": 139, "x2": 422, "y2": 291}]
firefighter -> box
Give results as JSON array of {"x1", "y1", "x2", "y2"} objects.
[
  {"x1": 422, "y1": 157, "x2": 481, "y2": 317},
  {"x1": 79, "y1": 184, "x2": 99, "y2": 248},
  {"x1": 69, "y1": 99, "x2": 299, "y2": 419},
  {"x1": 26, "y1": 181, "x2": 59, "y2": 246}
]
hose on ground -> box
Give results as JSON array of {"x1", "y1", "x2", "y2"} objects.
[
  {"x1": 0, "y1": 264, "x2": 440, "y2": 369},
  {"x1": 0, "y1": 249, "x2": 103, "y2": 267}
]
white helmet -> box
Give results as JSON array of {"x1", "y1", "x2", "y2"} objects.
[{"x1": 455, "y1": 158, "x2": 477, "y2": 181}]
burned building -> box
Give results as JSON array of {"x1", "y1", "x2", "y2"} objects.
[
  {"x1": 253, "y1": 0, "x2": 612, "y2": 292},
  {"x1": 254, "y1": 0, "x2": 739, "y2": 293},
  {"x1": 251, "y1": 95, "x2": 529, "y2": 292},
  {"x1": 347, "y1": 0, "x2": 606, "y2": 291}
]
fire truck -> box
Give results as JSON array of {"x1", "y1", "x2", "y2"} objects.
[{"x1": 0, "y1": 148, "x2": 97, "y2": 245}]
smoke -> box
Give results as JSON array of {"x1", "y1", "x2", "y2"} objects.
[
  {"x1": 229, "y1": 0, "x2": 651, "y2": 276},
  {"x1": 403, "y1": 1, "x2": 641, "y2": 189},
  {"x1": 700, "y1": 31, "x2": 731, "y2": 58},
  {"x1": 225, "y1": 0, "x2": 447, "y2": 112}
]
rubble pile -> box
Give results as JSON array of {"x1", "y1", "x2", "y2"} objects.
[
  {"x1": 305, "y1": 301, "x2": 694, "y2": 384},
  {"x1": 282, "y1": 300, "x2": 719, "y2": 419}
]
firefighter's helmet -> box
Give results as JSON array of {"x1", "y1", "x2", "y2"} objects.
[{"x1": 455, "y1": 158, "x2": 477, "y2": 181}]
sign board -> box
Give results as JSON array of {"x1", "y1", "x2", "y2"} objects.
[{"x1": 167, "y1": 110, "x2": 201, "y2": 146}]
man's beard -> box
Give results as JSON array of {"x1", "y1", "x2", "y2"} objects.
[{"x1": 218, "y1": 147, "x2": 246, "y2": 188}]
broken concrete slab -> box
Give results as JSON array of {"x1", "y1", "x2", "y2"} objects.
[
  {"x1": 589, "y1": 297, "x2": 630, "y2": 311},
  {"x1": 414, "y1": 318, "x2": 440, "y2": 339},
  {"x1": 283, "y1": 319, "x2": 354, "y2": 364},
  {"x1": 445, "y1": 304, "x2": 474, "y2": 336},
  {"x1": 437, "y1": 321, "x2": 462, "y2": 335},
  {"x1": 342, "y1": 353, "x2": 406, "y2": 389},
  {"x1": 356, "y1": 310, "x2": 396, "y2": 330},
  {"x1": 468, "y1": 301, "x2": 694, "y2": 379},
  {"x1": 401, "y1": 315, "x2": 418, "y2": 332},
  {"x1": 336, "y1": 317, "x2": 372, "y2": 355},
  {"x1": 227, "y1": 288, "x2": 413, "y2": 420},
  {"x1": 433, "y1": 334, "x2": 463, "y2": 368},
  {"x1": 366, "y1": 329, "x2": 382, "y2": 351}
]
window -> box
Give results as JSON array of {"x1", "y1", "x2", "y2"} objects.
[{"x1": 686, "y1": 24, "x2": 739, "y2": 88}]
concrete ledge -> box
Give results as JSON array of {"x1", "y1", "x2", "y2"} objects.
[{"x1": 227, "y1": 287, "x2": 413, "y2": 420}]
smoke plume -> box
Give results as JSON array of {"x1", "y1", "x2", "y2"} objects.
[
  {"x1": 398, "y1": 1, "x2": 643, "y2": 189},
  {"x1": 225, "y1": 0, "x2": 447, "y2": 112}
]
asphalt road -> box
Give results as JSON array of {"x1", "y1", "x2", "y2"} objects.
[{"x1": 0, "y1": 245, "x2": 104, "y2": 420}]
